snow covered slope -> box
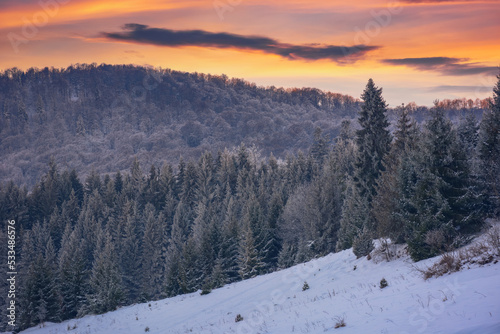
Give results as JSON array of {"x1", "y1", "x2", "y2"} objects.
[{"x1": 20, "y1": 246, "x2": 500, "y2": 334}]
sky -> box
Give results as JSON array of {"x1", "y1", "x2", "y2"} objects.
[{"x1": 0, "y1": 0, "x2": 499, "y2": 106}]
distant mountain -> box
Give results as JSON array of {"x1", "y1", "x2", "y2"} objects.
[{"x1": 0, "y1": 64, "x2": 486, "y2": 187}]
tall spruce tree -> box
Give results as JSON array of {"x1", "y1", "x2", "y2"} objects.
[
  {"x1": 58, "y1": 223, "x2": 89, "y2": 319},
  {"x1": 337, "y1": 79, "x2": 391, "y2": 255},
  {"x1": 140, "y1": 204, "x2": 166, "y2": 300},
  {"x1": 478, "y1": 73, "x2": 500, "y2": 215},
  {"x1": 373, "y1": 108, "x2": 418, "y2": 242},
  {"x1": 85, "y1": 230, "x2": 124, "y2": 314},
  {"x1": 406, "y1": 106, "x2": 482, "y2": 260}
]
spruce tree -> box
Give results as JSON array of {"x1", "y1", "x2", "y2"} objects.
[
  {"x1": 140, "y1": 204, "x2": 165, "y2": 300},
  {"x1": 58, "y1": 223, "x2": 89, "y2": 319},
  {"x1": 18, "y1": 224, "x2": 60, "y2": 329},
  {"x1": 85, "y1": 231, "x2": 124, "y2": 314},
  {"x1": 406, "y1": 106, "x2": 482, "y2": 260},
  {"x1": 118, "y1": 201, "x2": 142, "y2": 303},
  {"x1": 354, "y1": 78, "x2": 392, "y2": 203},
  {"x1": 373, "y1": 109, "x2": 418, "y2": 242},
  {"x1": 478, "y1": 73, "x2": 500, "y2": 215},
  {"x1": 337, "y1": 79, "x2": 391, "y2": 255}
]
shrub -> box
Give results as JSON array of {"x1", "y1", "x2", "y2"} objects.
[
  {"x1": 487, "y1": 225, "x2": 500, "y2": 255},
  {"x1": 352, "y1": 231, "x2": 373, "y2": 258},
  {"x1": 423, "y1": 252, "x2": 461, "y2": 279},
  {"x1": 200, "y1": 288, "x2": 211, "y2": 295},
  {"x1": 380, "y1": 278, "x2": 388, "y2": 289},
  {"x1": 144, "y1": 326, "x2": 150, "y2": 332},
  {"x1": 302, "y1": 281, "x2": 310, "y2": 291},
  {"x1": 235, "y1": 314, "x2": 244, "y2": 322},
  {"x1": 334, "y1": 315, "x2": 346, "y2": 329}
]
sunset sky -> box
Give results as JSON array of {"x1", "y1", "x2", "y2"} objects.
[{"x1": 1, "y1": 0, "x2": 499, "y2": 106}]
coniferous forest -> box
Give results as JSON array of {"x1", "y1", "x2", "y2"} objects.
[{"x1": 0, "y1": 68, "x2": 499, "y2": 332}]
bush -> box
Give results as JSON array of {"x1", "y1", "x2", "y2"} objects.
[
  {"x1": 302, "y1": 281, "x2": 310, "y2": 291},
  {"x1": 353, "y1": 230, "x2": 373, "y2": 258},
  {"x1": 487, "y1": 225, "x2": 500, "y2": 255},
  {"x1": 380, "y1": 278, "x2": 388, "y2": 289},
  {"x1": 144, "y1": 326, "x2": 150, "y2": 332},
  {"x1": 423, "y1": 252, "x2": 461, "y2": 280},
  {"x1": 235, "y1": 314, "x2": 244, "y2": 322},
  {"x1": 334, "y1": 315, "x2": 346, "y2": 329}
]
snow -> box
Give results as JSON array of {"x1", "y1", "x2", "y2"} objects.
[{"x1": 18, "y1": 246, "x2": 500, "y2": 334}]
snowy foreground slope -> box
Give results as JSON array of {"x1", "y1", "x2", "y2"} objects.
[{"x1": 21, "y1": 245, "x2": 500, "y2": 334}]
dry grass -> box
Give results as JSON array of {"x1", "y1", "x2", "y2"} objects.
[
  {"x1": 422, "y1": 223, "x2": 500, "y2": 279},
  {"x1": 334, "y1": 315, "x2": 346, "y2": 329}
]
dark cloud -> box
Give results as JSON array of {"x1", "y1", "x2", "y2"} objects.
[
  {"x1": 101, "y1": 24, "x2": 379, "y2": 63},
  {"x1": 382, "y1": 57, "x2": 498, "y2": 76}
]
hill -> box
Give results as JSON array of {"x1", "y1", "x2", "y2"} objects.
[
  {"x1": 0, "y1": 64, "x2": 360, "y2": 187},
  {"x1": 17, "y1": 223, "x2": 500, "y2": 334},
  {"x1": 0, "y1": 64, "x2": 486, "y2": 187}
]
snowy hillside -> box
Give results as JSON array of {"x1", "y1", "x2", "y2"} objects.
[{"x1": 19, "y1": 236, "x2": 500, "y2": 334}]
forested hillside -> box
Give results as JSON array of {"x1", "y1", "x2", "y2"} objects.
[
  {"x1": 1, "y1": 74, "x2": 498, "y2": 332},
  {"x1": 0, "y1": 64, "x2": 487, "y2": 187},
  {"x1": 0, "y1": 64, "x2": 361, "y2": 187}
]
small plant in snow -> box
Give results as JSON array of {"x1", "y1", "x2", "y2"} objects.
[
  {"x1": 235, "y1": 314, "x2": 244, "y2": 322},
  {"x1": 380, "y1": 278, "x2": 388, "y2": 289},
  {"x1": 201, "y1": 285, "x2": 212, "y2": 295},
  {"x1": 302, "y1": 281, "x2": 310, "y2": 291},
  {"x1": 487, "y1": 225, "x2": 500, "y2": 255},
  {"x1": 144, "y1": 326, "x2": 150, "y2": 332},
  {"x1": 334, "y1": 315, "x2": 346, "y2": 329}
]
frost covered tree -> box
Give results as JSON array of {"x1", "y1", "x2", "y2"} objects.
[
  {"x1": 58, "y1": 223, "x2": 89, "y2": 319},
  {"x1": 140, "y1": 204, "x2": 166, "y2": 300},
  {"x1": 85, "y1": 230, "x2": 124, "y2": 314},
  {"x1": 406, "y1": 106, "x2": 482, "y2": 260},
  {"x1": 372, "y1": 108, "x2": 418, "y2": 243},
  {"x1": 338, "y1": 79, "x2": 391, "y2": 255},
  {"x1": 118, "y1": 201, "x2": 142, "y2": 303},
  {"x1": 478, "y1": 73, "x2": 500, "y2": 215},
  {"x1": 18, "y1": 224, "x2": 60, "y2": 329}
]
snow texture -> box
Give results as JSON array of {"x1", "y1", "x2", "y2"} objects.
[{"x1": 16, "y1": 244, "x2": 500, "y2": 334}]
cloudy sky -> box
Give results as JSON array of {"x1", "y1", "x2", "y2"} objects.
[{"x1": 1, "y1": 0, "x2": 499, "y2": 105}]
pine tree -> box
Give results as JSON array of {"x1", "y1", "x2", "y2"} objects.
[
  {"x1": 406, "y1": 106, "x2": 482, "y2": 260},
  {"x1": 217, "y1": 195, "x2": 240, "y2": 284},
  {"x1": 338, "y1": 79, "x2": 391, "y2": 254},
  {"x1": 140, "y1": 205, "x2": 165, "y2": 300},
  {"x1": 478, "y1": 73, "x2": 500, "y2": 215},
  {"x1": 310, "y1": 127, "x2": 329, "y2": 167},
  {"x1": 238, "y1": 224, "x2": 264, "y2": 280},
  {"x1": 85, "y1": 231, "x2": 124, "y2": 314},
  {"x1": 58, "y1": 223, "x2": 89, "y2": 319},
  {"x1": 372, "y1": 109, "x2": 418, "y2": 243},
  {"x1": 354, "y1": 78, "x2": 392, "y2": 203},
  {"x1": 18, "y1": 224, "x2": 60, "y2": 329},
  {"x1": 118, "y1": 200, "x2": 142, "y2": 303},
  {"x1": 336, "y1": 179, "x2": 371, "y2": 255}
]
